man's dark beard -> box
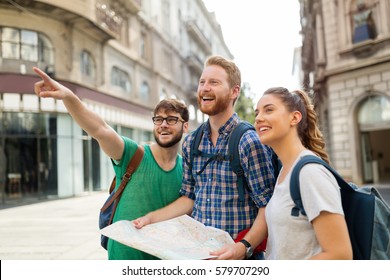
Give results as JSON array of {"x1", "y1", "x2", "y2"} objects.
[
  {"x1": 154, "y1": 127, "x2": 184, "y2": 148},
  {"x1": 198, "y1": 95, "x2": 231, "y2": 116}
]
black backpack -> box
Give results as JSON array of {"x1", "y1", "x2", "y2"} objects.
[
  {"x1": 189, "y1": 121, "x2": 280, "y2": 202},
  {"x1": 290, "y1": 155, "x2": 390, "y2": 260}
]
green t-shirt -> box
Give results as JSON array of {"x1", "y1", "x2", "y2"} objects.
[{"x1": 107, "y1": 137, "x2": 182, "y2": 260}]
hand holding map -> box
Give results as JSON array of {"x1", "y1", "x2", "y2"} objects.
[{"x1": 100, "y1": 215, "x2": 235, "y2": 259}]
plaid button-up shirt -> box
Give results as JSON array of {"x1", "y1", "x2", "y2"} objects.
[{"x1": 180, "y1": 113, "x2": 275, "y2": 239}]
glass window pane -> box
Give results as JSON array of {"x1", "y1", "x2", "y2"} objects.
[
  {"x1": 1, "y1": 28, "x2": 20, "y2": 59},
  {"x1": 2, "y1": 42, "x2": 19, "y2": 58},
  {"x1": 3, "y1": 112, "x2": 22, "y2": 134},
  {"x1": 2, "y1": 27, "x2": 19, "y2": 42},
  {"x1": 21, "y1": 44, "x2": 38, "y2": 61},
  {"x1": 140, "y1": 81, "x2": 150, "y2": 101},
  {"x1": 21, "y1": 30, "x2": 38, "y2": 45},
  {"x1": 21, "y1": 30, "x2": 38, "y2": 61},
  {"x1": 121, "y1": 127, "x2": 133, "y2": 138},
  {"x1": 358, "y1": 96, "x2": 390, "y2": 125},
  {"x1": 38, "y1": 34, "x2": 54, "y2": 64},
  {"x1": 111, "y1": 67, "x2": 131, "y2": 93},
  {"x1": 21, "y1": 112, "x2": 37, "y2": 134},
  {"x1": 80, "y1": 51, "x2": 95, "y2": 78},
  {"x1": 40, "y1": 46, "x2": 53, "y2": 63},
  {"x1": 141, "y1": 130, "x2": 152, "y2": 143}
]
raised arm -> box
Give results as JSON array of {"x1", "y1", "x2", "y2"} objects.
[{"x1": 33, "y1": 67, "x2": 124, "y2": 160}]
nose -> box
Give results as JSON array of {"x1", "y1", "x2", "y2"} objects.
[
  {"x1": 160, "y1": 119, "x2": 169, "y2": 126},
  {"x1": 255, "y1": 112, "x2": 264, "y2": 124}
]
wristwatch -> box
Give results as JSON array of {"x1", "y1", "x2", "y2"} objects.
[{"x1": 239, "y1": 239, "x2": 254, "y2": 259}]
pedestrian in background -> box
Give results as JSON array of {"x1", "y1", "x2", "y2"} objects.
[
  {"x1": 134, "y1": 55, "x2": 275, "y2": 260},
  {"x1": 33, "y1": 67, "x2": 189, "y2": 260},
  {"x1": 254, "y1": 87, "x2": 352, "y2": 259}
]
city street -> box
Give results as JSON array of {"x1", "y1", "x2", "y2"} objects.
[
  {"x1": 0, "y1": 191, "x2": 107, "y2": 260},
  {"x1": 0, "y1": 187, "x2": 389, "y2": 260}
]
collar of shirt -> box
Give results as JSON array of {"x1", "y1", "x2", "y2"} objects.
[{"x1": 203, "y1": 113, "x2": 241, "y2": 139}]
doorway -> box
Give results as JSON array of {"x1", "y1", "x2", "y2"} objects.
[{"x1": 357, "y1": 95, "x2": 390, "y2": 184}]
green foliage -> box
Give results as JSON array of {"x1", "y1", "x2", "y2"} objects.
[{"x1": 235, "y1": 83, "x2": 256, "y2": 124}]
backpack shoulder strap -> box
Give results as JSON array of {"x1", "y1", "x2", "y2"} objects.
[
  {"x1": 189, "y1": 123, "x2": 206, "y2": 170},
  {"x1": 228, "y1": 121, "x2": 255, "y2": 202},
  {"x1": 101, "y1": 145, "x2": 145, "y2": 212},
  {"x1": 290, "y1": 155, "x2": 353, "y2": 217}
]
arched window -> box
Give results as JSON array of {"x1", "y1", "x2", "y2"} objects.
[
  {"x1": 358, "y1": 95, "x2": 390, "y2": 129},
  {"x1": 0, "y1": 27, "x2": 54, "y2": 63},
  {"x1": 139, "y1": 81, "x2": 150, "y2": 102},
  {"x1": 111, "y1": 66, "x2": 131, "y2": 93},
  {"x1": 80, "y1": 50, "x2": 96, "y2": 79}
]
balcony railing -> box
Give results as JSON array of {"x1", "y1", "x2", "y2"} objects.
[
  {"x1": 96, "y1": 3, "x2": 123, "y2": 36},
  {"x1": 186, "y1": 20, "x2": 212, "y2": 54}
]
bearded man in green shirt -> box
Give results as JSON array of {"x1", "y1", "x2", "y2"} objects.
[{"x1": 33, "y1": 67, "x2": 189, "y2": 260}]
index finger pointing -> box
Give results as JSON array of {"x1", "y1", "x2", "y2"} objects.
[{"x1": 33, "y1": 67, "x2": 52, "y2": 82}]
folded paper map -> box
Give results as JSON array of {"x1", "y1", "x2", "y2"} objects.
[{"x1": 100, "y1": 214, "x2": 235, "y2": 259}]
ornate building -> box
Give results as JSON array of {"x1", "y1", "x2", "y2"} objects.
[
  {"x1": 0, "y1": 0, "x2": 232, "y2": 204},
  {"x1": 299, "y1": 0, "x2": 390, "y2": 185}
]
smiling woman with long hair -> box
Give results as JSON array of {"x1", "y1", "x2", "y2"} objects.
[{"x1": 254, "y1": 87, "x2": 352, "y2": 260}]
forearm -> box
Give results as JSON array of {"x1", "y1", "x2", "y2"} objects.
[
  {"x1": 62, "y1": 94, "x2": 107, "y2": 138},
  {"x1": 62, "y1": 93, "x2": 123, "y2": 160},
  {"x1": 33, "y1": 66, "x2": 123, "y2": 159},
  {"x1": 241, "y1": 207, "x2": 268, "y2": 248},
  {"x1": 146, "y1": 196, "x2": 194, "y2": 224}
]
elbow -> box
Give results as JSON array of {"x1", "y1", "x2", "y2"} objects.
[
  {"x1": 331, "y1": 246, "x2": 353, "y2": 260},
  {"x1": 342, "y1": 246, "x2": 353, "y2": 260},
  {"x1": 337, "y1": 251, "x2": 353, "y2": 260}
]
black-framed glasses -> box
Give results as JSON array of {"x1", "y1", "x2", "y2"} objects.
[{"x1": 152, "y1": 116, "x2": 184, "y2": 125}]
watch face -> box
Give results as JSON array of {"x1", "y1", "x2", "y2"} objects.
[{"x1": 247, "y1": 247, "x2": 254, "y2": 258}]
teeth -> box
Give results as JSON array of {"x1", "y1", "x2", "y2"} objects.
[{"x1": 259, "y1": 127, "x2": 270, "y2": 132}]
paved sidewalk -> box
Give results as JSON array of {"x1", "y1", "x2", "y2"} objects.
[
  {"x1": 0, "y1": 192, "x2": 108, "y2": 260},
  {"x1": 1, "y1": 186, "x2": 389, "y2": 261}
]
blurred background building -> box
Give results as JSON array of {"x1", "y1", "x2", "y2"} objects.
[
  {"x1": 0, "y1": 0, "x2": 232, "y2": 204},
  {"x1": 299, "y1": 0, "x2": 390, "y2": 185}
]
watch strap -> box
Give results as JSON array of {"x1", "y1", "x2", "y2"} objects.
[
  {"x1": 239, "y1": 239, "x2": 253, "y2": 259},
  {"x1": 239, "y1": 239, "x2": 251, "y2": 249}
]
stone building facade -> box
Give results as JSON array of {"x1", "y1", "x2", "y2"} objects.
[
  {"x1": 0, "y1": 0, "x2": 232, "y2": 204},
  {"x1": 299, "y1": 0, "x2": 390, "y2": 185}
]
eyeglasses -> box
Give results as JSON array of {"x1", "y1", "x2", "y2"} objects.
[{"x1": 152, "y1": 116, "x2": 184, "y2": 125}]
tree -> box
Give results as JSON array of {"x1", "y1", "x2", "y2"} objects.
[{"x1": 235, "y1": 83, "x2": 256, "y2": 124}]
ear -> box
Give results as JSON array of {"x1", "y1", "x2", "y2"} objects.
[
  {"x1": 290, "y1": 111, "x2": 302, "y2": 127},
  {"x1": 231, "y1": 85, "x2": 240, "y2": 106},
  {"x1": 231, "y1": 85, "x2": 240, "y2": 100},
  {"x1": 183, "y1": 122, "x2": 189, "y2": 134}
]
